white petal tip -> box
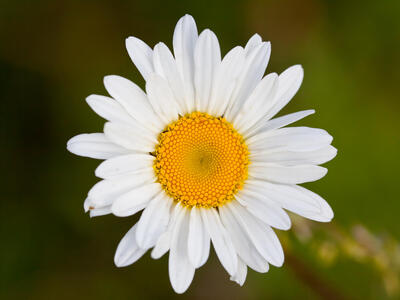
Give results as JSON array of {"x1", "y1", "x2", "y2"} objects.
[
  {"x1": 103, "y1": 75, "x2": 115, "y2": 85},
  {"x1": 270, "y1": 254, "x2": 285, "y2": 268},
  {"x1": 153, "y1": 42, "x2": 163, "y2": 50},
  {"x1": 252, "y1": 33, "x2": 262, "y2": 40},
  {"x1": 110, "y1": 203, "x2": 121, "y2": 216},
  {"x1": 293, "y1": 65, "x2": 304, "y2": 75},
  {"x1": 274, "y1": 260, "x2": 284, "y2": 268},
  {"x1": 114, "y1": 258, "x2": 128, "y2": 268},
  {"x1": 181, "y1": 14, "x2": 195, "y2": 21},
  {"x1": 125, "y1": 36, "x2": 141, "y2": 46},
  {"x1": 269, "y1": 72, "x2": 278, "y2": 79},
  {"x1": 111, "y1": 206, "x2": 124, "y2": 217},
  {"x1": 66, "y1": 139, "x2": 82, "y2": 155},
  {"x1": 319, "y1": 210, "x2": 334, "y2": 223},
  {"x1": 230, "y1": 276, "x2": 245, "y2": 286},
  {"x1": 280, "y1": 221, "x2": 292, "y2": 231},
  {"x1": 114, "y1": 251, "x2": 129, "y2": 267},
  {"x1": 320, "y1": 217, "x2": 334, "y2": 223},
  {"x1": 83, "y1": 199, "x2": 90, "y2": 212},
  {"x1": 85, "y1": 94, "x2": 95, "y2": 103},
  {"x1": 66, "y1": 135, "x2": 78, "y2": 148},
  {"x1": 171, "y1": 285, "x2": 190, "y2": 294},
  {"x1": 66, "y1": 143, "x2": 73, "y2": 153},
  {"x1": 150, "y1": 249, "x2": 162, "y2": 260}
]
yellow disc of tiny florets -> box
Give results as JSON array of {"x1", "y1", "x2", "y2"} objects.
[{"x1": 153, "y1": 112, "x2": 250, "y2": 208}]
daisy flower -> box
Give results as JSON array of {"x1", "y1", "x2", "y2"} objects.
[{"x1": 67, "y1": 14, "x2": 336, "y2": 293}]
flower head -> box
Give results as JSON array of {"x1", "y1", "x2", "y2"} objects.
[{"x1": 67, "y1": 14, "x2": 336, "y2": 293}]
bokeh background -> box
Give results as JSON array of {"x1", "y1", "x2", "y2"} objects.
[{"x1": 2, "y1": 0, "x2": 400, "y2": 299}]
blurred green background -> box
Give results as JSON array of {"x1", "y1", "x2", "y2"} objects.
[{"x1": 2, "y1": 0, "x2": 400, "y2": 299}]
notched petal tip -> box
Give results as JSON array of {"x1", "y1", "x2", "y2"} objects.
[
  {"x1": 83, "y1": 198, "x2": 91, "y2": 213},
  {"x1": 251, "y1": 33, "x2": 262, "y2": 41},
  {"x1": 181, "y1": 13, "x2": 195, "y2": 22}
]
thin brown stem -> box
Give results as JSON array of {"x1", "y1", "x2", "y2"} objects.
[{"x1": 285, "y1": 251, "x2": 351, "y2": 300}]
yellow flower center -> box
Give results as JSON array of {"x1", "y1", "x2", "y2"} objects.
[{"x1": 153, "y1": 112, "x2": 249, "y2": 208}]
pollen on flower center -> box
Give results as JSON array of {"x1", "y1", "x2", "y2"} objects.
[{"x1": 153, "y1": 112, "x2": 250, "y2": 208}]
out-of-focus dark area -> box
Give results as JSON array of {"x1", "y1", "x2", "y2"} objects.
[{"x1": 1, "y1": 0, "x2": 400, "y2": 299}]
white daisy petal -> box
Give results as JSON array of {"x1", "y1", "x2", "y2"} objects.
[
  {"x1": 198, "y1": 229, "x2": 211, "y2": 267},
  {"x1": 114, "y1": 223, "x2": 147, "y2": 267},
  {"x1": 95, "y1": 154, "x2": 154, "y2": 179},
  {"x1": 153, "y1": 42, "x2": 186, "y2": 113},
  {"x1": 173, "y1": 14, "x2": 198, "y2": 112},
  {"x1": 151, "y1": 203, "x2": 180, "y2": 259},
  {"x1": 111, "y1": 183, "x2": 161, "y2": 217},
  {"x1": 246, "y1": 180, "x2": 333, "y2": 221},
  {"x1": 247, "y1": 127, "x2": 333, "y2": 152},
  {"x1": 237, "y1": 189, "x2": 291, "y2": 230},
  {"x1": 67, "y1": 133, "x2": 129, "y2": 159},
  {"x1": 208, "y1": 46, "x2": 245, "y2": 116},
  {"x1": 146, "y1": 74, "x2": 181, "y2": 124},
  {"x1": 233, "y1": 72, "x2": 279, "y2": 134},
  {"x1": 259, "y1": 110, "x2": 315, "y2": 132},
  {"x1": 250, "y1": 145, "x2": 337, "y2": 166},
  {"x1": 219, "y1": 204, "x2": 269, "y2": 273},
  {"x1": 194, "y1": 29, "x2": 221, "y2": 112},
  {"x1": 104, "y1": 122, "x2": 156, "y2": 153},
  {"x1": 84, "y1": 198, "x2": 112, "y2": 217},
  {"x1": 169, "y1": 204, "x2": 195, "y2": 294},
  {"x1": 230, "y1": 257, "x2": 247, "y2": 286},
  {"x1": 89, "y1": 205, "x2": 112, "y2": 217},
  {"x1": 292, "y1": 185, "x2": 334, "y2": 222},
  {"x1": 151, "y1": 231, "x2": 171, "y2": 260},
  {"x1": 250, "y1": 163, "x2": 328, "y2": 184},
  {"x1": 228, "y1": 201, "x2": 284, "y2": 267},
  {"x1": 200, "y1": 208, "x2": 238, "y2": 276},
  {"x1": 263, "y1": 65, "x2": 304, "y2": 121},
  {"x1": 225, "y1": 42, "x2": 271, "y2": 122},
  {"x1": 86, "y1": 94, "x2": 136, "y2": 125},
  {"x1": 83, "y1": 198, "x2": 91, "y2": 212},
  {"x1": 244, "y1": 109, "x2": 315, "y2": 138},
  {"x1": 103, "y1": 75, "x2": 163, "y2": 133},
  {"x1": 187, "y1": 207, "x2": 210, "y2": 268},
  {"x1": 136, "y1": 191, "x2": 173, "y2": 249},
  {"x1": 88, "y1": 171, "x2": 155, "y2": 207},
  {"x1": 125, "y1": 36, "x2": 154, "y2": 82},
  {"x1": 244, "y1": 33, "x2": 262, "y2": 56}
]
